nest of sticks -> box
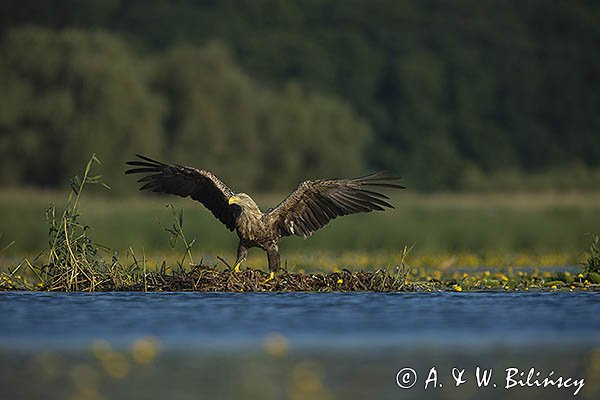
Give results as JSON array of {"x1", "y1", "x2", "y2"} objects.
[
  {"x1": 121, "y1": 265, "x2": 413, "y2": 292},
  {"x1": 29, "y1": 264, "x2": 411, "y2": 292}
]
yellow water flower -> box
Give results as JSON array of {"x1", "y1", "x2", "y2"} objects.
[
  {"x1": 131, "y1": 336, "x2": 159, "y2": 364},
  {"x1": 264, "y1": 333, "x2": 289, "y2": 357},
  {"x1": 102, "y1": 352, "x2": 129, "y2": 379},
  {"x1": 551, "y1": 285, "x2": 557, "y2": 289},
  {"x1": 336, "y1": 279, "x2": 343, "y2": 284},
  {"x1": 288, "y1": 361, "x2": 331, "y2": 400},
  {"x1": 578, "y1": 273, "x2": 584, "y2": 278},
  {"x1": 454, "y1": 285, "x2": 463, "y2": 292},
  {"x1": 91, "y1": 340, "x2": 129, "y2": 379}
]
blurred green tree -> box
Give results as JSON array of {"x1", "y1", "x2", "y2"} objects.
[
  {"x1": 258, "y1": 82, "x2": 370, "y2": 191},
  {"x1": 0, "y1": 0, "x2": 599, "y2": 191},
  {"x1": 151, "y1": 42, "x2": 369, "y2": 193},
  {"x1": 151, "y1": 42, "x2": 265, "y2": 189},
  {"x1": 0, "y1": 26, "x2": 164, "y2": 190}
]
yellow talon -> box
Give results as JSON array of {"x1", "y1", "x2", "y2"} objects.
[
  {"x1": 233, "y1": 263, "x2": 241, "y2": 273},
  {"x1": 263, "y1": 271, "x2": 275, "y2": 284}
]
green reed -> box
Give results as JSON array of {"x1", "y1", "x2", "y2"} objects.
[{"x1": 44, "y1": 154, "x2": 111, "y2": 291}]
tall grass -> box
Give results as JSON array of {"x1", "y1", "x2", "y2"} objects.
[
  {"x1": 582, "y1": 234, "x2": 600, "y2": 275},
  {"x1": 44, "y1": 154, "x2": 111, "y2": 290},
  {"x1": 161, "y1": 204, "x2": 196, "y2": 269}
]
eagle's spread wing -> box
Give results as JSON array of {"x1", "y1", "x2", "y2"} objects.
[
  {"x1": 125, "y1": 155, "x2": 236, "y2": 230},
  {"x1": 267, "y1": 172, "x2": 405, "y2": 238}
]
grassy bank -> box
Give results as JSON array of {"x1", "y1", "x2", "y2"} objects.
[{"x1": 2, "y1": 188, "x2": 599, "y2": 257}]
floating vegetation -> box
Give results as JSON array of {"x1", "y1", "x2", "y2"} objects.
[{"x1": 2, "y1": 262, "x2": 600, "y2": 292}]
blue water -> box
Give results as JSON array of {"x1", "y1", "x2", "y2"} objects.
[
  {"x1": 1, "y1": 292, "x2": 599, "y2": 400},
  {"x1": 1, "y1": 291, "x2": 598, "y2": 350}
]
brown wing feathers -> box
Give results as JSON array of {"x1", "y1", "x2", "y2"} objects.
[
  {"x1": 125, "y1": 155, "x2": 236, "y2": 230},
  {"x1": 126, "y1": 155, "x2": 403, "y2": 238},
  {"x1": 270, "y1": 172, "x2": 404, "y2": 238}
]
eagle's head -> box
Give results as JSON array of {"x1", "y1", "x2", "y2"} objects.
[{"x1": 228, "y1": 193, "x2": 261, "y2": 214}]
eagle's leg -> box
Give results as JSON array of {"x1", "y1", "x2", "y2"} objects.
[
  {"x1": 263, "y1": 248, "x2": 280, "y2": 283},
  {"x1": 233, "y1": 242, "x2": 248, "y2": 272}
]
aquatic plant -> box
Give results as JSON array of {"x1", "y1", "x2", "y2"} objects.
[
  {"x1": 582, "y1": 234, "x2": 600, "y2": 284},
  {"x1": 384, "y1": 244, "x2": 413, "y2": 290},
  {"x1": 44, "y1": 154, "x2": 110, "y2": 291},
  {"x1": 161, "y1": 204, "x2": 196, "y2": 269}
]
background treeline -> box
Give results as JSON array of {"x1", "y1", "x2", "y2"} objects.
[{"x1": 0, "y1": 0, "x2": 598, "y2": 192}]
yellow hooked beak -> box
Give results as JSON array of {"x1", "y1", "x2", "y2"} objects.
[{"x1": 228, "y1": 196, "x2": 239, "y2": 205}]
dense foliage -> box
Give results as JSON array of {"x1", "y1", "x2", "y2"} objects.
[{"x1": 0, "y1": 0, "x2": 598, "y2": 191}]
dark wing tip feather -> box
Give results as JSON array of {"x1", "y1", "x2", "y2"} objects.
[
  {"x1": 364, "y1": 182, "x2": 406, "y2": 189},
  {"x1": 354, "y1": 171, "x2": 391, "y2": 180},
  {"x1": 125, "y1": 154, "x2": 164, "y2": 168},
  {"x1": 354, "y1": 171, "x2": 406, "y2": 189},
  {"x1": 125, "y1": 167, "x2": 158, "y2": 175},
  {"x1": 361, "y1": 189, "x2": 391, "y2": 199},
  {"x1": 125, "y1": 155, "x2": 165, "y2": 175},
  {"x1": 134, "y1": 154, "x2": 165, "y2": 165}
]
